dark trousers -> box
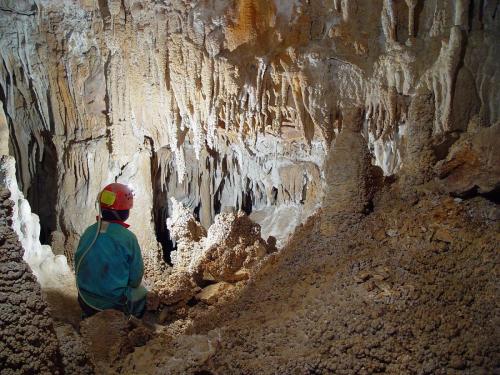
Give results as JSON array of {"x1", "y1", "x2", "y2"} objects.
[
  {"x1": 78, "y1": 295, "x2": 100, "y2": 318},
  {"x1": 78, "y1": 294, "x2": 146, "y2": 319}
]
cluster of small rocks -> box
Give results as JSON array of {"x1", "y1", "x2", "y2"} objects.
[
  {"x1": 187, "y1": 192, "x2": 499, "y2": 374},
  {"x1": 156, "y1": 202, "x2": 275, "y2": 312}
]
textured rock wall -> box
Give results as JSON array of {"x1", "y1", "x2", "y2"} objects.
[
  {"x1": 0, "y1": 0, "x2": 498, "y2": 276},
  {"x1": 0, "y1": 187, "x2": 63, "y2": 374}
]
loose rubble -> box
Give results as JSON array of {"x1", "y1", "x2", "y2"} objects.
[{"x1": 184, "y1": 190, "x2": 500, "y2": 374}]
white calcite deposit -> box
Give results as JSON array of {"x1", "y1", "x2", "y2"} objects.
[
  {"x1": 0, "y1": 0, "x2": 498, "y2": 284},
  {"x1": 0, "y1": 155, "x2": 73, "y2": 290}
]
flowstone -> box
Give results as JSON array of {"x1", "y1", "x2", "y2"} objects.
[{"x1": 3, "y1": 0, "x2": 498, "y2": 267}]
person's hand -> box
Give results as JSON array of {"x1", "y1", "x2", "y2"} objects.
[{"x1": 146, "y1": 291, "x2": 160, "y2": 311}]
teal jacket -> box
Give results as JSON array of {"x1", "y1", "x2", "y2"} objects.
[{"x1": 75, "y1": 221, "x2": 144, "y2": 311}]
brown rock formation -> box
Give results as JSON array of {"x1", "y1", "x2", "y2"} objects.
[
  {"x1": 157, "y1": 201, "x2": 271, "y2": 306},
  {"x1": 80, "y1": 309, "x2": 153, "y2": 374},
  {"x1": 435, "y1": 121, "x2": 500, "y2": 196},
  {"x1": 0, "y1": 188, "x2": 63, "y2": 374},
  {"x1": 155, "y1": 271, "x2": 199, "y2": 306},
  {"x1": 322, "y1": 107, "x2": 382, "y2": 218},
  {"x1": 202, "y1": 210, "x2": 271, "y2": 282},
  {"x1": 184, "y1": 192, "x2": 500, "y2": 374}
]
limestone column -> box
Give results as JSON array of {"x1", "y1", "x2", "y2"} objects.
[{"x1": 320, "y1": 107, "x2": 380, "y2": 236}]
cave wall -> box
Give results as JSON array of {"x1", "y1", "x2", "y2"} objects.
[{"x1": 0, "y1": 0, "x2": 498, "y2": 274}]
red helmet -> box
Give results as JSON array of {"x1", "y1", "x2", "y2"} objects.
[{"x1": 99, "y1": 183, "x2": 134, "y2": 210}]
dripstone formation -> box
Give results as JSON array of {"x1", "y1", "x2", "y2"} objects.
[
  {"x1": 0, "y1": 0, "x2": 498, "y2": 374},
  {"x1": 0, "y1": 188, "x2": 62, "y2": 375},
  {"x1": 2, "y1": 0, "x2": 498, "y2": 277}
]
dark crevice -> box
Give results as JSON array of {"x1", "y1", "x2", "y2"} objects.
[
  {"x1": 193, "y1": 202, "x2": 201, "y2": 221},
  {"x1": 300, "y1": 178, "x2": 307, "y2": 205},
  {"x1": 150, "y1": 144, "x2": 176, "y2": 266},
  {"x1": 97, "y1": 0, "x2": 112, "y2": 28},
  {"x1": 241, "y1": 180, "x2": 253, "y2": 215},
  {"x1": 240, "y1": 191, "x2": 252, "y2": 215},
  {"x1": 363, "y1": 200, "x2": 375, "y2": 215},
  {"x1": 452, "y1": 186, "x2": 500, "y2": 204},
  {"x1": 432, "y1": 132, "x2": 460, "y2": 161},
  {"x1": 413, "y1": 0, "x2": 425, "y2": 37},
  {"x1": 26, "y1": 131, "x2": 58, "y2": 245},
  {"x1": 213, "y1": 179, "x2": 224, "y2": 216},
  {"x1": 271, "y1": 187, "x2": 278, "y2": 205},
  {"x1": 103, "y1": 53, "x2": 113, "y2": 153},
  {"x1": 46, "y1": 89, "x2": 55, "y2": 133},
  {"x1": 2, "y1": 71, "x2": 24, "y2": 190},
  {"x1": 468, "y1": 0, "x2": 476, "y2": 32},
  {"x1": 1, "y1": 68, "x2": 58, "y2": 245},
  {"x1": 156, "y1": 203, "x2": 176, "y2": 266}
]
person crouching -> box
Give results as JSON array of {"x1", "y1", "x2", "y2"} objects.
[{"x1": 74, "y1": 183, "x2": 148, "y2": 318}]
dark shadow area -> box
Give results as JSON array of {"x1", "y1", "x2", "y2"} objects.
[
  {"x1": 193, "y1": 202, "x2": 201, "y2": 221},
  {"x1": 150, "y1": 145, "x2": 176, "y2": 266},
  {"x1": 432, "y1": 132, "x2": 460, "y2": 161},
  {"x1": 213, "y1": 179, "x2": 225, "y2": 216},
  {"x1": 414, "y1": 0, "x2": 425, "y2": 37},
  {"x1": 453, "y1": 186, "x2": 500, "y2": 204},
  {"x1": 240, "y1": 178, "x2": 253, "y2": 215},
  {"x1": 156, "y1": 206, "x2": 176, "y2": 266},
  {"x1": 1, "y1": 81, "x2": 58, "y2": 245},
  {"x1": 394, "y1": 1, "x2": 409, "y2": 43},
  {"x1": 186, "y1": 297, "x2": 199, "y2": 307},
  {"x1": 27, "y1": 131, "x2": 58, "y2": 245}
]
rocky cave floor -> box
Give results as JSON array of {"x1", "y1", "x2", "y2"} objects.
[{"x1": 41, "y1": 185, "x2": 499, "y2": 375}]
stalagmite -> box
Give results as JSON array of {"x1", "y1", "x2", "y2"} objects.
[
  {"x1": 0, "y1": 187, "x2": 64, "y2": 374},
  {"x1": 0, "y1": 0, "x2": 498, "y2": 373}
]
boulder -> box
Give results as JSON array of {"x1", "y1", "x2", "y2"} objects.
[{"x1": 195, "y1": 282, "x2": 236, "y2": 304}]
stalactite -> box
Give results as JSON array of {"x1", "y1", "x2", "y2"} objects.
[
  {"x1": 0, "y1": 0, "x2": 497, "y2": 268},
  {"x1": 382, "y1": 0, "x2": 397, "y2": 44},
  {"x1": 405, "y1": 0, "x2": 418, "y2": 38}
]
